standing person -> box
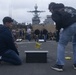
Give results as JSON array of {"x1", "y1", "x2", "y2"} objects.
[
  {"x1": 42, "y1": 29, "x2": 48, "y2": 42},
  {"x1": 34, "y1": 29, "x2": 40, "y2": 42},
  {"x1": 19, "y1": 29, "x2": 22, "y2": 39},
  {"x1": 48, "y1": 2, "x2": 76, "y2": 71},
  {"x1": 40, "y1": 30, "x2": 43, "y2": 39},
  {"x1": 12, "y1": 29, "x2": 17, "y2": 41},
  {"x1": 26, "y1": 27, "x2": 31, "y2": 41},
  {"x1": 0, "y1": 16, "x2": 22, "y2": 65}
]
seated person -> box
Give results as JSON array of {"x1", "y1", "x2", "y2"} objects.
[{"x1": 0, "y1": 16, "x2": 22, "y2": 65}]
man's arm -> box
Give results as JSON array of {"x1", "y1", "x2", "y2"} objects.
[
  {"x1": 3, "y1": 31, "x2": 19, "y2": 55},
  {"x1": 55, "y1": 29, "x2": 60, "y2": 42}
]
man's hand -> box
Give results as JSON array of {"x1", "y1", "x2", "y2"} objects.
[{"x1": 14, "y1": 42, "x2": 18, "y2": 48}]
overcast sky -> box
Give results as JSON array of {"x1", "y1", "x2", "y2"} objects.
[{"x1": 0, "y1": 0, "x2": 76, "y2": 24}]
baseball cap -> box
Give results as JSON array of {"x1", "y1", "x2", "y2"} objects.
[
  {"x1": 48, "y1": 2, "x2": 56, "y2": 10},
  {"x1": 48, "y1": 2, "x2": 64, "y2": 11},
  {"x1": 3, "y1": 16, "x2": 13, "y2": 24},
  {"x1": 52, "y1": 3, "x2": 64, "y2": 10}
]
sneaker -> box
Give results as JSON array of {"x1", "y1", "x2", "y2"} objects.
[
  {"x1": 51, "y1": 64, "x2": 63, "y2": 72},
  {"x1": 73, "y1": 64, "x2": 76, "y2": 69}
]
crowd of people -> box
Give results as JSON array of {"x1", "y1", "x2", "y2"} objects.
[{"x1": 12, "y1": 28, "x2": 57, "y2": 42}]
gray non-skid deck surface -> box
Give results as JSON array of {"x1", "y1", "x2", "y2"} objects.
[{"x1": 0, "y1": 40, "x2": 76, "y2": 75}]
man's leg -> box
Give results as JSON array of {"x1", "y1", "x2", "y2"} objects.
[
  {"x1": 51, "y1": 26, "x2": 74, "y2": 71},
  {"x1": 2, "y1": 50, "x2": 22, "y2": 65},
  {"x1": 56, "y1": 28, "x2": 73, "y2": 65}
]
